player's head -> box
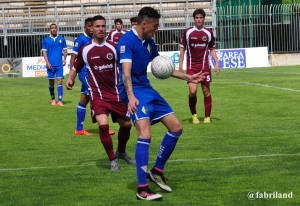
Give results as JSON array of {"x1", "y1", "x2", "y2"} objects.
[
  {"x1": 137, "y1": 7, "x2": 161, "y2": 39},
  {"x1": 84, "y1": 17, "x2": 93, "y2": 37},
  {"x1": 92, "y1": 15, "x2": 106, "y2": 40},
  {"x1": 193, "y1": 9, "x2": 206, "y2": 28},
  {"x1": 114, "y1": 18, "x2": 123, "y2": 31},
  {"x1": 49, "y1": 23, "x2": 58, "y2": 37},
  {"x1": 130, "y1": 16, "x2": 138, "y2": 28}
]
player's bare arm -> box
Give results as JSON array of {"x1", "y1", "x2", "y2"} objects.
[
  {"x1": 42, "y1": 51, "x2": 52, "y2": 69},
  {"x1": 63, "y1": 49, "x2": 68, "y2": 66},
  {"x1": 122, "y1": 62, "x2": 139, "y2": 114},
  {"x1": 178, "y1": 47, "x2": 185, "y2": 73},
  {"x1": 65, "y1": 68, "x2": 77, "y2": 90},
  {"x1": 69, "y1": 53, "x2": 78, "y2": 74},
  {"x1": 210, "y1": 47, "x2": 220, "y2": 75},
  {"x1": 172, "y1": 70, "x2": 207, "y2": 83}
]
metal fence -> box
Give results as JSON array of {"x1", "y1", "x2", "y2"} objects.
[
  {"x1": 0, "y1": 0, "x2": 215, "y2": 58},
  {"x1": 217, "y1": 3, "x2": 300, "y2": 53},
  {"x1": 1, "y1": 2, "x2": 300, "y2": 58}
]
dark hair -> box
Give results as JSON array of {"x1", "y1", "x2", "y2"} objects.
[
  {"x1": 138, "y1": 7, "x2": 161, "y2": 24},
  {"x1": 84, "y1": 17, "x2": 93, "y2": 26},
  {"x1": 193, "y1": 9, "x2": 206, "y2": 18},
  {"x1": 49, "y1": 23, "x2": 57, "y2": 28},
  {"x1": 114, "y1": 18, "x2": 123, "y2": 25},
  {"x1": 92, "y1": 15, "x2": 106, "y2": 25},
  {"x1": 130, "y1": 16, "x2": 137, "y2": 23}
]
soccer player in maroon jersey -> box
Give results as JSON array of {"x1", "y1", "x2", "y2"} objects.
[
  {"x1": 66, "y1": 15, "x2": 135, "y2": 171},
  {"x1": 106, "y1": 18, "x2": 127, "y2": 44},
  {"x1": 179, "y1": 8, "x2": 220, "y2": 124}
]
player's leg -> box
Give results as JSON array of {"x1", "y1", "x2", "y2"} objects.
[
  {"x1": 48, "y1": 79, "x2": 56, "y2": 105},
  {"x1": 135, "y1": 119, "x2": 162, "y2": 200},
  {"x1": 201, "y1": 83, "x2": 211, "y2": 123},
  {"x1": 148, "y1": 114, "x2": 182, "y2": 193},
  {"x1": 115, "y1": 116, "x2": 134, "y2": 164},
  {"x1": 47, "y1": 67, "x2": 56, "y2": 105},
  {"x1": 95, "y1": 113, "x2": 118, "y2": 171},
  {"x1": 75, "y1": 79, "x2": 92, "y2": 135},
  {"x1": 188, "y1": 82, "x2": 200, "y2": 124},
  {"x1": 55, "y1": 65, "x2": 64, "y2": 106}
]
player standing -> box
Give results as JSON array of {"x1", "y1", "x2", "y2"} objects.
[
  {"x1": 117, "y1": 7, "x2": 207, "y2": 201},
  {"x1": 66, "y1": 15, "x2": 135, "y2": 171},
  {"x1": 68, "y1": 17, "x2": 115, "y2": 136},
  {"x1": 106, "y1": 18, "x2": 127, "y2": 44},
  {"x1": 179, "y1": 8, "x2": 220, "y2": 124},
  {"x1": 42, "y1": 23, "x2": 68, "y2": 106}
]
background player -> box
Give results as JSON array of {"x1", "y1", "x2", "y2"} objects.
[
  {"x1": 106, "y1": 18, "x2": 127, "y2": 44},
  {"x1": 42, "y1": 23, "x2": 68, "y2": 106},
  {"x1": 69, "y1": 17, "x2": 93, "y2": 136},
  {"x1": 179, "y1": 8, "x2": 220, "y2": 124},
  {"x1": 66, "y1": 15, "x2": 135, "y2": 171},
  {"x1": 117, "y1": 7, "x2": 207, "y2": 201}
]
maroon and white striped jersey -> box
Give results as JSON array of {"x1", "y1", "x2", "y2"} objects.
[
  {"x1": 74, "y1": 40, "x2": 120, "y2": 102},
  {"x1": 180, "y1": 26, "x2": 215, "y2": 72},
  {"x1": 106, "y1": 29, "x2": 127, "y2": 44}
]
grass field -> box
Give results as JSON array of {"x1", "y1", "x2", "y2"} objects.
[{"x1": 0, "y1": 66, "x2": 299, "y2": 206}]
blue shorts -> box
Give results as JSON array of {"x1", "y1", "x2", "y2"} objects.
[
  {"x1": 78, "y1": 72, "x2": 90, "y2": 95},
  {"x1": 128, "y1": 86, "x2": 174, "y2": 125},
  {"x1": 47, "y1": 65, "x2": 64, "y2": 79}
]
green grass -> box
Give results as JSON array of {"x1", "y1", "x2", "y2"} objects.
[{"x1": 0, "y1": 66, "x2": 299, "y2": 206}]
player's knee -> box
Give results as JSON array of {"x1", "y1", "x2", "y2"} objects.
[
  {"x1": 169, "y1": 123, "x2": 183, "y2": 133},
  {"x1": 99, "y1": 125, "x2": 109, "y2": 137}
]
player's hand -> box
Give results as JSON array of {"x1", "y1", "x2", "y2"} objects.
[
  {"x1": 47, "y1": 62, "x2": 52, "y2": 70},
  {"x1": 65, "y1": 77, "x2": 74, "y2": 90},
  {"x1": 189, "y1": 71, "x2": 209, "y2": 83},
  {"x1": 127, "y1": 93, "x2": 139, "y2": 115}
]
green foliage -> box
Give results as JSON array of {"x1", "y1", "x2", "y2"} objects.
[{"x1": 0, "y1": 66, "x2": 299, "y2": 205}]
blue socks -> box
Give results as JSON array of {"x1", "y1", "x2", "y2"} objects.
[
  {"x1": 57, "y1": 84, "x2": 63, "y2": 102},
  {"x1": 154, "y1": 131, "x2": 181, "y2": 171},
  {"x1": 48, "y1": 85, "x2": 55, "y2": 99},
  {"x1": 76, "y1": 102, "x2": 86, "y2": 131},
  {"x1": 136, "y1": 138, "x2": 150, "y2": 187}
]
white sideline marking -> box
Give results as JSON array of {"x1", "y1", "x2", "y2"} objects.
[
  {"x1": 241, "y1": 82, "x2": 300, "y2": 93},
  {"x1": 0, "y1": 153, "x2": 299, "y2": 172}
]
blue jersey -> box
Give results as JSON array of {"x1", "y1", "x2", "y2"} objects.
[
  {"x1": 42, "y1": 35, "x2": 67, "y2": 67},
  {"x1": 117, "y1": 28, "x2": 159, "y2": 94},
  {"x1": 117, "y1": 28, "x2": 173, "y2": 124},
  {"x1": 72, "y1": 32, "x2": 92, "y2": 77}
]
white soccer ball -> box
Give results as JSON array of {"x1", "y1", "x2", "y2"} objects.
[{"x1": 151, "y1": 55, "x2": 175, "y2": 79}]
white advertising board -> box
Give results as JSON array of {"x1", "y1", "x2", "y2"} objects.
[{"x1": 22, "y1": 56, "x2": 71, "y2": 78}]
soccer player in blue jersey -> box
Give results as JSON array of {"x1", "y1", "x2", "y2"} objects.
[
  {"x1": 42, "y1": 23, "x2": 68, "y2": 106},
  {"x1": 117, "y1": 7, "x2": 207, "y2": 201},
  {"x1": 68, "y1": 18, "x2": 94, "y2": 135}
]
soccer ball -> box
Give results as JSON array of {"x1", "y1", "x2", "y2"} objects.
[{"x1": 151, "y1": 55, "x2": 175, "y2": 79}]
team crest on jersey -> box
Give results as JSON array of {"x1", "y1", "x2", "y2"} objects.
[
  {"x1": 59, "y1": 39, "x2": 62, "y2": 44},
  {"x1": 75, "y1": 42, "x2": 79, "y2": 47},
  {"x1": 202, "y1": 36, "x2": 208, "y2": 41},
  {"x1": 142, "y1": 106, "x2": 148, "y2": 114},
  {"x1": 120, "y1": 45, "x2": 125, "y2": 53},
  {"x1": 147, "y1": 44, "x2": 151, "y2": 53},
  {"x1": 106, "y1": 53, "x2": 113, "y2": 60}
]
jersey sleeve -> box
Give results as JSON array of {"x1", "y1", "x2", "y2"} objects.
[
  {"x1": 118, "y1": 36, "x2": 133, "y2": 63},
  {"x1": 180, "y1": 28, "x2": 187, "y2": 48},
  {"x1": 41, "y1": 38, "x2": 47, "y2": 51},
  {"x1": 209, "y1": 29, "x2": 216, "y2": 48},
  {"x1": 106, "y1": 30, "x2": 113, "y2": 42},
  {"x1": 73, "y1": 47, "x2": 85, "y2": 73},
  {"x1": 72, "y1": 38, "x2": 83, "y2": 54}
]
